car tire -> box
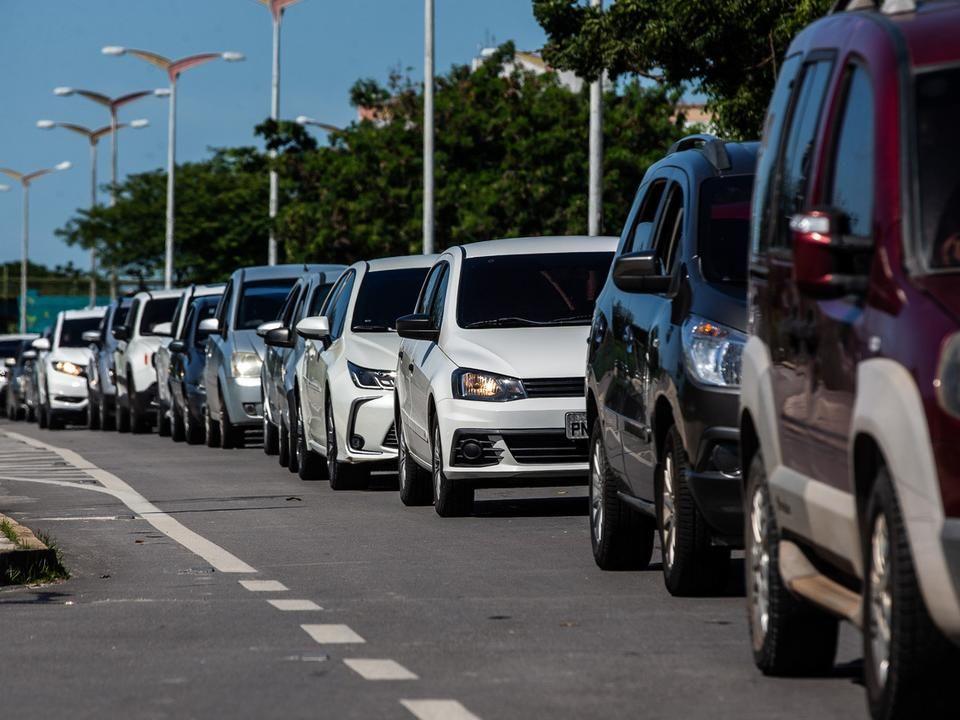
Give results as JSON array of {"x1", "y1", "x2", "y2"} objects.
[
  {"x1": 204, "y1": 403, "x2": 220, "y2": 448},
  {"x1": 218, "y1": 386, "x2": 241, "y2": 449},
  {"x1": 99, "y1": 396, "x2": 114, "y2": 431},
  {"x1": 295, "y1": 392, "x2": 328, "y2": 481},
  {"x1": 863, "y1": 467, "x2": 958, "y2": 719},
  {"x1": 286, "y1": 397, "x2": 300, "y2": 474},
  {"x1": 183, "y1": 401, "x2": 203, "y2": 445},
  {"x1": 38, "y1": 401, "x2": 49, "y2": 429},
  {"x1": 398, "y1": 417, "x2": 431, "y2": 506},
  {"x1": 128, "y1": 370, "x2": 149, "y2": 434},
  {"x1": 47, "y1": 406, "x2": 64, "y2": 430},
  {"x1": 746, "y1": 452, "x2": 839, "y2": 676},
  {"x1": 431, "y1": 421, "x2": 473, "y2": 517},
  {"x1": 157, "y1": 403, "x2": 172, "y2": 437},
  {"x1": 589, "y1": 422, "x2": 655, "y2": 571},
  {"x1": 656, "y1": 426, "x2": 730, "y2": 596},
  {"x1": 170, "y1": 398, "x2": 185, "y2": 442},
  {"x1": 86, "y1": 385, "x2": 101, "y2": 431},
  {"x1": 326, "y1": 397, "x2": 368, "y2": 490},
  {"x1": 263, "y1": 406, "x2": 280, "y2": 456},
  {"x1": 278, "y1": 416, "x2": 291, "y2": 468}
]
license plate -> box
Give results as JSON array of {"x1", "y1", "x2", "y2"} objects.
[{"x1": 565, "y1": 412, "x2": 588, "y2": 440}]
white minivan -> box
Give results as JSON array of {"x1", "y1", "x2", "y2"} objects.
[{"x1": 395, "y1": 236, "x2": 617, "y2": 516}]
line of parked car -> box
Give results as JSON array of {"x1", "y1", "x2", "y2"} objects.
[{"x1": 2, "y1": 3, "x2": 958, "y2": 717}]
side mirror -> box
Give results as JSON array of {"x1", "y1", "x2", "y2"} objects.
[
  {"x1": 82, "y1": 330, "x2": 102, "y2": 345},
  {"x1": 256, "y1": 320, "x2": 284, "y2": 338},
  {"x1": 611, "y1": 251, "x2": 671, "y2": 294},
  {"x1": 22, "y1": 350, "x2": 37, "y2": 361},
  {"x1": 4, "y1": 357, "x2": 15, "y2": 368},
  {"x1": 265, "y1": 327, "x2": 295, "y2": 348},
  {"x1": 198, "y1": 318, "x2": 220, "y2": 337},
  {"x1": 32, "y1": 338, "x2": 51, "y2": 352},
  {"x1": 396, "y1": 313, "x2": 440, "y2": 342},
  {"x1": 790, "y1": 210, "x2": 870, "y2": 298},
  {"x1": 153, "y1": 322, "x2": 173, "y2": 337},
  {"x1": 296, "y1": 316, "x2": 330, "y2": 341},
  {"x1": 169, "y1": 339, "x2": 187, "y2": 354},
  {"x1": 112, "y1": 326, "x2": 129, "y2": 342}
]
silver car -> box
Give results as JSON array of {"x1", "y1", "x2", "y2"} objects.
[{"x1": 201, "y1": 264, "x2": 339, "y2": 449}]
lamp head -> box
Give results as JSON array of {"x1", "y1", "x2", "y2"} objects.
[
  {"x1": 129, "y1": 119, "x2": 150, "y2": 129},
  {"x1": 37, "y1": 120, "x2": 56, "y2": 129},
  {"x1": 53, "y1": 87, "x2": 74, "y2": 97},
  {"x1": 0, "y1": 184, "x2": 10, "y2": 192},
  {"x1": 295, "y1": 115, "x2": 311, "y2": 125},
  {"x1": 222, "y1": 52, "x2": 245, "y2": 62},
  {"x1": 55, "y1": 161, "x2": 72, "y2": 172},
  {"x1": 102, "y1": 46, "x2": 126, "y2": 56},
  {"x1": 154, "y1": 88, "x2": 172, "y2": 98}
]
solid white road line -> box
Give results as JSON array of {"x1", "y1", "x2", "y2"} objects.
[
  {"x1": 267, "y1": 599, "x2": 322, "y2": 611},
  {"x1": 400, "y1": 700, "x2": 482, "y2": 720},
  {"x1": 0, "y1": 431, "x2": 257, "y2": 574},
  {"x1": 301, "y1": 624, "x2": 365, "y2": 644},
  {"x1": 239, "y1": 579, "x2": 288, "y2": 592},
  {"x1": 344, "y1": 659, "x2": 418, "y2": 681}
]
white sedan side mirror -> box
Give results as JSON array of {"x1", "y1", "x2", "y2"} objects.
[
  {"x1": 296, "y1": 316, "x2": 330, "y2": 340},
  {"x1": 32, "y1": 338, "x2": 51, "y2": 352},
  {"x1": 256, "y1": 320, "x2": 284, "y2": 338},
  {"x1": 198, "y1": 318, "x2": 219, "y2": 334},
  {"x1": 82, "y1": 330, "x2": 102, "y2": 344}
]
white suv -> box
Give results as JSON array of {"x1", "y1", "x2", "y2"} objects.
[
  {"x1": 113, "y1": 289, "x2": 181, "y2": 433},
  {"x1": 35, "y1": 307, "x2": 107, "y2": 429},
  {"x1": 292, "y1": 255, "x2": 435, "y2": 486},
  {"x1": 395, "y1": 236, "x2": 617, "y2": 516}
]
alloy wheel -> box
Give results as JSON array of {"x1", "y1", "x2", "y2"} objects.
[
  {"x1": 749, "y1": 483, "x2": 771, "y2": 642},
  {"x1": 590, "y1": 437, "x2": 604, "y2": 544},
  {"x1": 868, "y1": 513, "x2": 892, "y2": 689},
  {"x1": 661, "y1": 454, "x2": 677, "y2": 569}
]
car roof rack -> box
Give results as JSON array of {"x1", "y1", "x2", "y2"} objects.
[
  {"x1": 830, "y1": 0, "x2": 917, "y2": 13},
  {"x1": 666, "y1": 133, "x2": 732, "y2": 171}
]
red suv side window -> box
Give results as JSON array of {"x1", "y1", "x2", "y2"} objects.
[{"x1": 827, "y1": 65, "x2": 875, "y2": 240}]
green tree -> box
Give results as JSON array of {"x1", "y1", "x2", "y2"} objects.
[{"x1": 532, "y1": 0, "x2": 832, "y2": 137}]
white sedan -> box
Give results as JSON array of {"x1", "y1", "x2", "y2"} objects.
[
  {"x1": 395, "y1": 236, "x2": 617, "y2": 516},
  {"x1": 292, "y1": 255, "x2": 436, "y2": 487}
]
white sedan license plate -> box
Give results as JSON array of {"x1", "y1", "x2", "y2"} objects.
[{"x1": 565, "y1": 412, "x2": 588, "y2": 440}]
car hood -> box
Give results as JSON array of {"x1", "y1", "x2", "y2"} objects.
[
  {"x1": 232, "y1": 330, "x2": 267, "y2": 363},
  {"x1": 440, "y1": 326, "x2": 589, "y2": 379},
  {"x1": 48, "y1": 347, "x2": 91, "y2": 366},
  {"x1": 347, "y1": 331, "x2": 402, "y2": 371}
]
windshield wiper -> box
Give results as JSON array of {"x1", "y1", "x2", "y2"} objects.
[
  {"x1": 353, "y1": 324, "x2": 391, "y2": 332},
  {"x1": 464, "y1": 315, "x2": 591, "y2": 329}
]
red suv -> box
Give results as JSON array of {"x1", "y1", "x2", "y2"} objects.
[{"x1": 740, "y1": 1, "x2": 960, "y2": 717}]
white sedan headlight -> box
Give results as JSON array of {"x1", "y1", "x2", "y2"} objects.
[
  {"x1": 348, "y1": 361, "x2": 395, "y2": 389},
  {"x1": 453, "y1": 369, "x2": 526, "y2": 402},
  {"x1": 682, "y1": 315, "x2": 745, "y2": 387},
  {"x1": 231, "y1": 351, "x2": 262, "y2": 378},
  {"x1": 52, "y1": 360, "x2": 85, "y2": 377}
]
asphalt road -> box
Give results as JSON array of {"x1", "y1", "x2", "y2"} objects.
[{"x1": 0, "y1": 417, "x2": 867, "y2": 720}]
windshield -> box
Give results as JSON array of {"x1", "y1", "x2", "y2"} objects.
[
  {"x1": 698, "y1": 175, "x2": 753, "y2": 283},
  {"x1": 59, "y1": 318, "x2": 101, "y2": 348},
  {"x1": 236, "y1": 278, "x2": 297, "y2": 330},
  {"x1": 111, "y1": 304, "x2": 130, "y2": 329},
  {"x1": 139, "y1": 297, "x2": 178, "y2": 336},
  {"x1": 351, "y1": 268, "x2": 429, "y2": 332},
  {"x1": 457, "y1": 251, "x2": 613, "y2": 328},
  {"x1": 0, "y1": 340, "x2": 19, "y2": 361},
  {"x1": 916, "y1": 66, "x2": 960, "y2": 271}
]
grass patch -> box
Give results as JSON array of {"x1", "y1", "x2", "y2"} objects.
[
  {"x1": 0, "y1": 525, "x2": 70, "y2": 586},
  {"x1": 0, "y1": 519, "x2": 18, "y2": 545}
]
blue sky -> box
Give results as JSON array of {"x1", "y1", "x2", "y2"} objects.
[{"x1": 0, "y1": 0, "x2": 547, "y2": 269}]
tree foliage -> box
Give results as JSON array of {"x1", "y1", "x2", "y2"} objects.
[
  {"x1": 58, "y1": 44, "x2": 691, "y2": 283},
  {"x1": 532, "y1": 0, "x2": 832, "y2": 138}
]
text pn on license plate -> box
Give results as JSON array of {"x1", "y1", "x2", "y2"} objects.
[{"x1": 565, "y1": 412, "x2": 588, "y2": 440}]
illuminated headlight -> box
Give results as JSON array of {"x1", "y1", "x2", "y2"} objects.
[
  {"x1": 348, "y1": 361, "x2": 395, "y2": 389},
  {"x1": 231, "y1": 351, "x2": 262, "y2": 378},
  {"x1": 682, "y1": 315, "x2": 745, "y2": 387},
  {"x1": 453, "y1": 369, "x2": 526, "y2": 402},
  {"x1": 935, "y1": 333, "x2": 960, "y2": 419},
  {"x1": 53, "y1": 360, "x2": 85, "y2": 377}
]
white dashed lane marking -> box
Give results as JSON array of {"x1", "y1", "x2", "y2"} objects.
[
  {"x1": 344, "y1": 659, "x2": 418, "y2": 681},
  {"x1": 267, "y1": 599, "x2": 322, "y2": 611},
  {"x1": 400, "y1": 700, "x2": 482, "y2": 720},
  {"x1": 301, "y1": 624, "x2": 365, "y2": 644},
  {"x1": 239, "y1": 579, "x2": 288, "y2": 592}
]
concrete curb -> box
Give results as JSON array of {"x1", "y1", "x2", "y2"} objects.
[{"x1": 0, "y1": 513, "x2": 58, "y2": 584}]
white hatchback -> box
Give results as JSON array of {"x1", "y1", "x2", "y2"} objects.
[
  {"x1": 395, "y1": 236, "x2": 617, "y2": 516},
  {"x1": 292, "y1": 255, "x2": 436, "y2": 486}
]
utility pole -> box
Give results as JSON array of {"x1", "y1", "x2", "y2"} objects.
[
  {"x1": 588, "y1": 0, "x2": 603, "y2": 236},
  {"x1": 423, "y1": 0, "x2": 435, "y2": 255}
]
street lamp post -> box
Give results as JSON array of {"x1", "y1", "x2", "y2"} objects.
[
  {"x1": 0, "y1": 162, "x2": 72, "y2": 333},
  {"x1": 423, "y1": 0, "x2": 435, "y2": 255},
  {"x1": 295, "y1": 115, "x2": 342, "y2": 134},
  {"x1": 102, "y1": 47, "x2": 245, "y2": 289},
  {"x1": 255, "y1": 0, "x2": 303, "y2": 266},
  {"x1": 588, "y1": 0, "x2": 603, "y2": 237},
  {"x1": 36, "y1": 119, "x2": 149, "y2": 306}
]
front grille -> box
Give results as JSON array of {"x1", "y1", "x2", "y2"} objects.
[
  {"x1": 522, "y1": 377, "x2": 585, "y2": 398},
  {"x1": 382, "y1": 423, "x2": 398, "y2": 449},
  {"x1": 453, "y1": 434, "x2": 503, "y2": 466},
  {"x1": 502, "y1": 432, "x2": 588, "y2": 464}
]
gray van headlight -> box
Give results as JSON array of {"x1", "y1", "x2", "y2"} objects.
[{"x1": 682, "y1": 315, "x2": 745, "y2": 387}]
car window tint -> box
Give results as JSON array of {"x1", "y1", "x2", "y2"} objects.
[
  {"x1": 192, "y1": 299, "x2": 220, "y2": 346},
  {"x1": 111, "y1": 303, "x2": 129, "y2": 330},
  {"x1": 140, "y1": 298, "x2": 179, "y2": 336},
  {"x1": 181, "y1": 305, "x2": 196, "y2": 344},
  {"x1": 328, "y1": 272, "x2": 356, "y2": 340},
  {"x1": 278, "y1": 284, "x2": 302, "y2": 326},
  {"x1": 699, "y1": 174, "x2": 754, "y2": 283},
  {"x1": 308, "y1": 283, "x2": 335, "y2": 317},
  {"x1": 59, "y1": 318, "x2": 101, "y2": 348},
  {"x1": 352, "y1": 267, "x2": 430, "y2": 332},
  {"x1": 428, "y1": 264, "x2": 449, "y2": 327},
  {"x1": 752, "y1": 53, "x2": 803, "y2": 254},
  {"x1": 125, "y1": 300, "x2": 140, "y2": 331},
  {"x1": 774, "y1": 59, "x2": 834, "y2": 248},
  {"x1": 236, "y1": 278, "x2": 298, "y2": 331},
  {"x1": 829, "y1": 66, "x2": 874, "y2": 238},
  {"x1": 653, "y1": 185, "x2": 684, "y2": 274},
  {"x1": 169, "y1": 295, "x2": 186, "y2": 337},
  {"x1": 216, "y1": 280, "x2": 233, "y2": 330},
  {"x1": 630, "y1": 179, "x2": 667, "y2": 252},
  {"x1": 415, "y1": 264, "x2": 443, "y2": 315}
]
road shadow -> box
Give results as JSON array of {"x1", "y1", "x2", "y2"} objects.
[
  {"x1": 0, "y1": 589, "x2": 72, "y2": 603},
  {"x1": 472, "y1": 495, "x2": 589, "y2": 518}
]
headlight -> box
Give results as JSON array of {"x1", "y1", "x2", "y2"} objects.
[
  {"x1": 936, "y1": 332, "x2": 960, "y2": 419},
  {"x1": 348, "y1": 361, "x2": 395, "y2": 390},
  {"x1": 682, "y1": 316, "x2": 745, "y2": 387},
  {"x1": 452, "y1": 368, "x2": 526, "y2": 402},
  {"x1": 231, "y1": 351, "x2": 262, "y2": 378},
  {"x1": 52, "y1": 360, "x2": 85, "y2": 378}
]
